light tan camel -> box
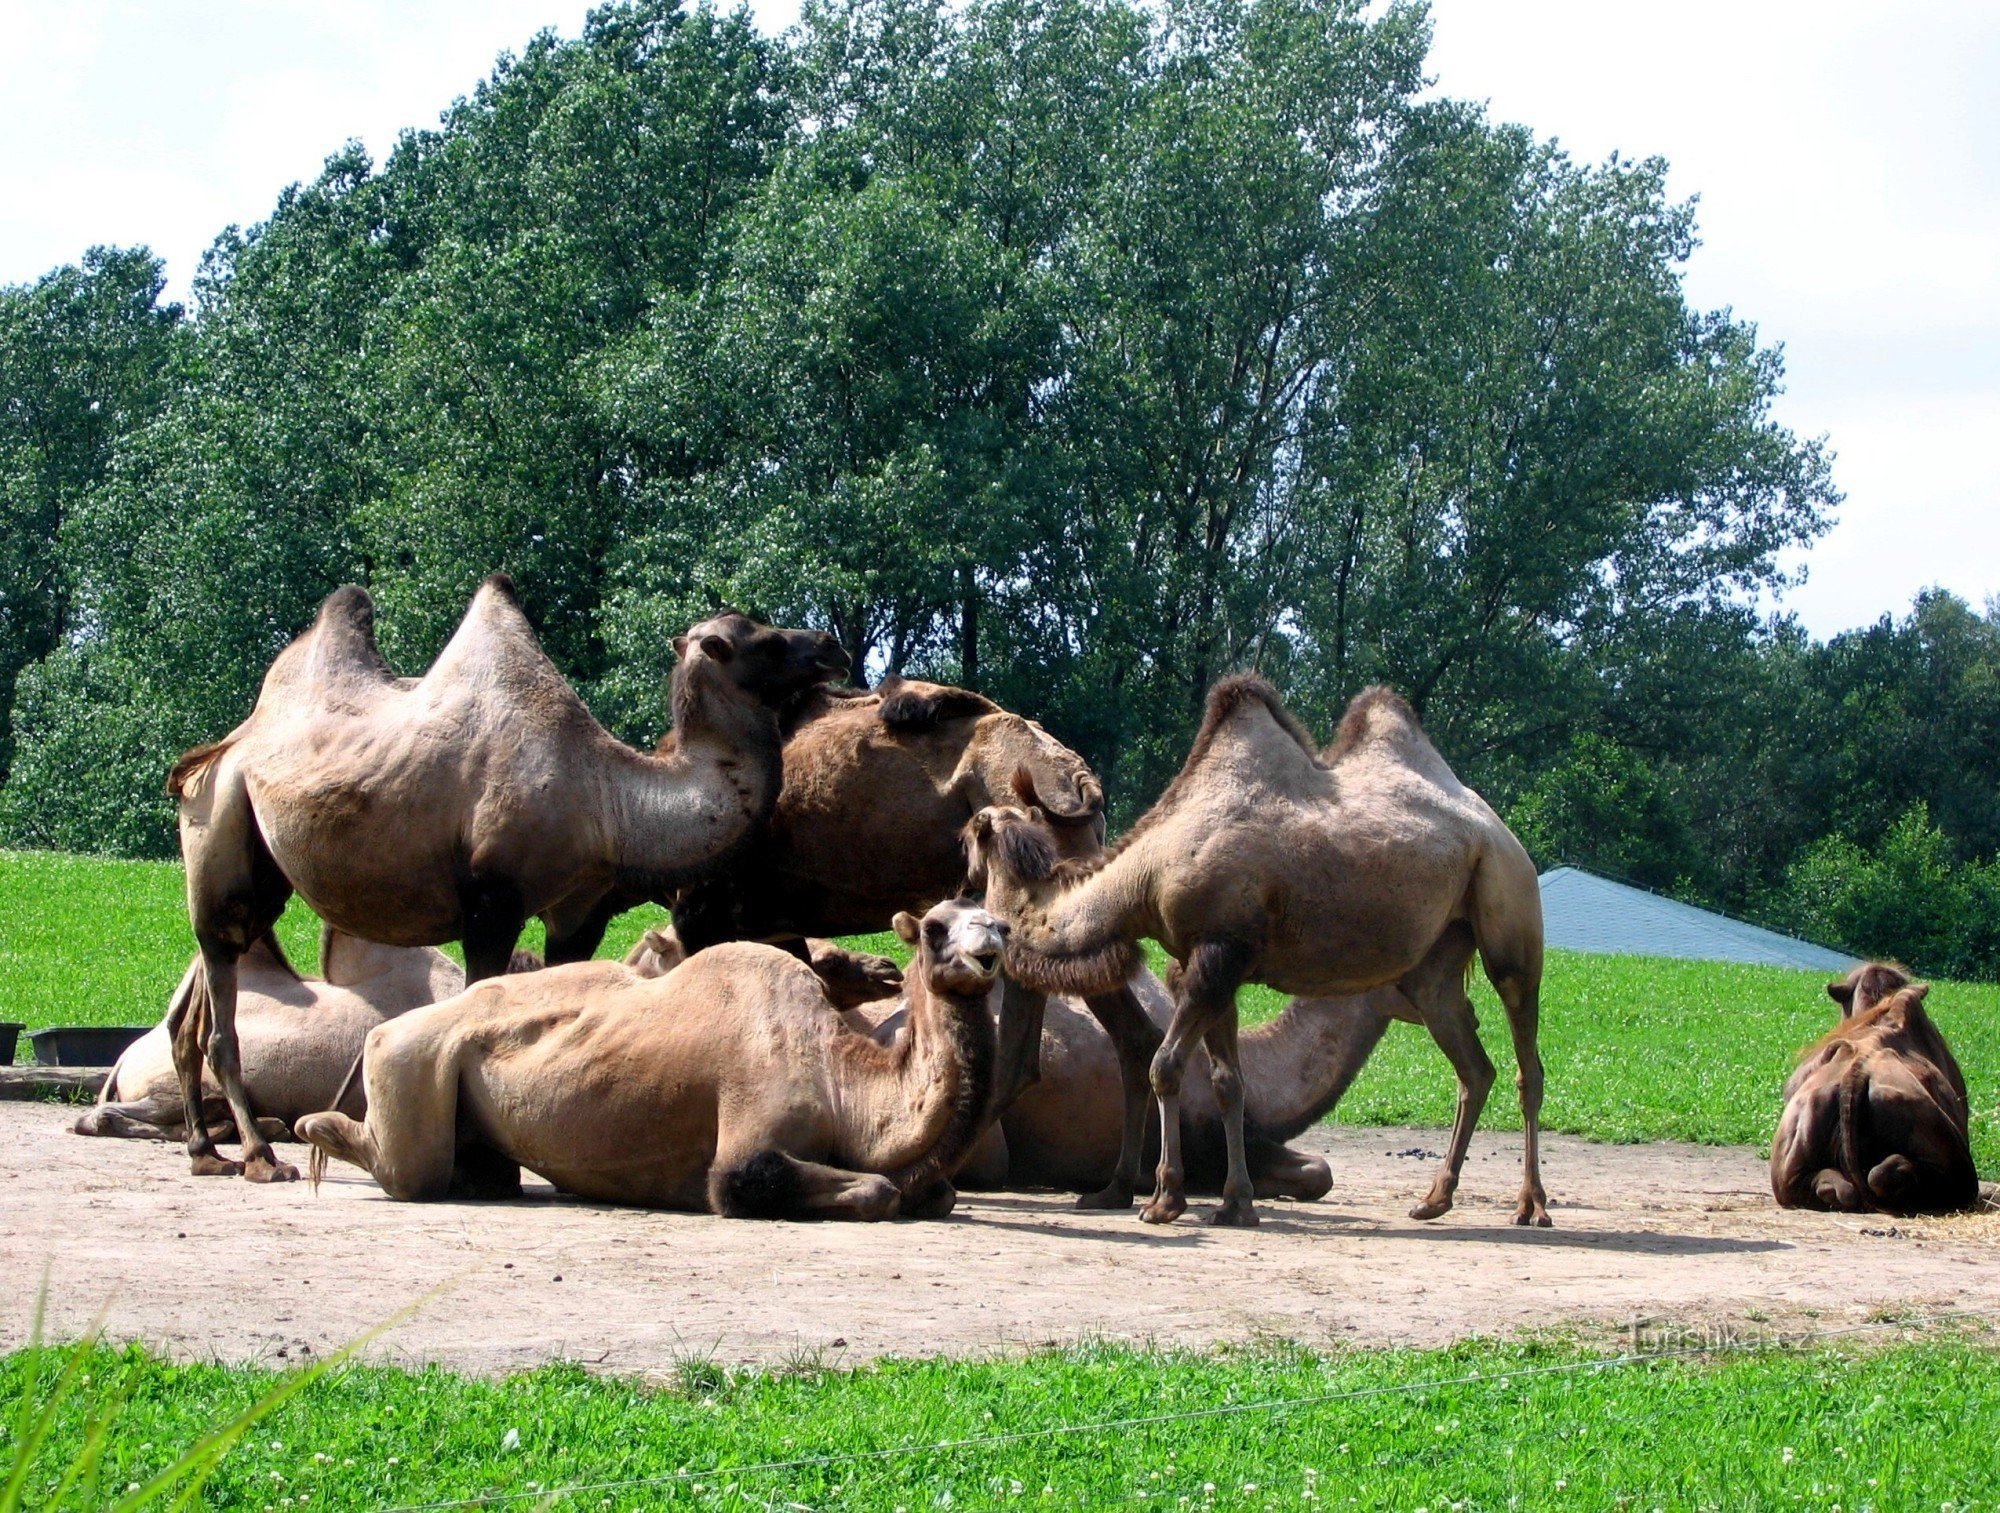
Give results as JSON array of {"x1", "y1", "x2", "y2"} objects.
[
  {"x1": 1772, "y1": 962, "x2": 1978, "y2": 1214},
  {"x1": 168, "y1": 575, "x2": 846, "y2": 1183},
  {"x1": 74, "y1": 929, "x2": 466, "y2": 1142},
  {"x1": 645, "y1": 673, "x2": 1162, "y2": 1204},
  {"x1": 296, "y1": 898, "x2": 1004, "y2": 1217},
  {"x1": 967, "y1": 677, "x2": 1548, "y2": 1228}
]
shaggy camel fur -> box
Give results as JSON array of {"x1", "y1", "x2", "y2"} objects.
[
  {"x1": 74, "y1": 930, "x2": 466, "y2": 1143},
  {"x1": 295, "y1": 898, "x2": 1006, "y2": 1219},
  {"x1": 1771, "y1": 963, "x2": 1978, "y2": 1214},
  {"x1": 967, "y1": 677, "x2": 1547, "y2": 1228},
  {"x1": 649, "y1": 673, "x2": 1161, "y2": 1203},
  {"x1": 169, "y1": 575, "x2": 845, "y2": 1183},
  {"x1": 623, "y1": 926, "x2": 903, "y2": 1009}
]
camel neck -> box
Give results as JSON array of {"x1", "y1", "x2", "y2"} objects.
[
  {"x1": 849, "y1": 976, "x2": 995, "y2": 1193},
  {"x1": 1236, "y1": 999, "x2": 1392, "y2": 1142},
  {"x1": 606, "y1": 684, "x2": 783, "y2": 892},
  {"x1": 995, "y1": 859, "x2": 1148, "y2": 999}
]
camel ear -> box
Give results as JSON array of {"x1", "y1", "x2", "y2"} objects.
[
  {"x1": 1907, "y1": 982, "x2": 1931, "y2": 1003},
  {"x1": 1827, "y1": 981, "x2": 1853, "y2": 1006},
  {"x1": 672, "y1": 634, "x2": 688, "y2": 657},
  {"x1": 892, "y1": 911, "x2": 921, "y2": 946},
  {"x1": 699, "y1": 633, "x2": 734, "y2": 663}
]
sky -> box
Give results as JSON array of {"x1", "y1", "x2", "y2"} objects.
[{"x1": 2, "y1": 0, "x2": 1993, "y2": 640}]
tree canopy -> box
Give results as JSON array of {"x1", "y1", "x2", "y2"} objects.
[{"x1": 3, "y1": 0, "x2": 1993, "y2": 976}]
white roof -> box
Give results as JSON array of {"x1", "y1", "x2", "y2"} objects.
[{"x1": 1538, "y1": 866, "x2": 1859, "y2": 972}]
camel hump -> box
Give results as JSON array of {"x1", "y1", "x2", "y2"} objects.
[
  {"x1": 1197, "y1": 674, "x2": 1319, "y2": 760},
  {"x1": 295, "y1": 584, "x2": 397, "y2": 686},
  {"x1": 1325, "y1": 685, "x2": 1425, "y2": 760},
  {"x1": 480, "y1": 571, "x2": 521, "y2": 604}
]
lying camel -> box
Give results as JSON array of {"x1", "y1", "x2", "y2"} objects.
[
  {"x1": 296, "y1": 898, "x2": 1006, "y2": 1219},
  {"x1": 648, "y1": 673, "x2": 1160, "y2": 1204},
  {"x1": 168, "y1": 576, "x2": 845, "y2": 1182},
  {"x1": 968, "y1": 677, "x2": 1548, "y2": 1228},
  {"x1": 1771, "y1": 962, "x2": 1978, "y2": 1215},
  {"x1": 74, "y1": 929, "x2": 467, "y2": 1142}
]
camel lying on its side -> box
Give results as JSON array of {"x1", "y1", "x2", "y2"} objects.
[
  {"x1": 75, "y1": 930, "x2": 467, "y2": 1143},
  {"x1": 1771, "y1": 962, "x2": 1979, "y2": 1215},
  {"x1": 297, "y1": 899, "x2": 1007, "y2": 1219},
  {"x1": 970, "y1": 677, "x2": 1548, "y2": 1228}
]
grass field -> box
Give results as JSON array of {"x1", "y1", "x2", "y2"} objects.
[
  {"x1": 6, "y1": 1329, "x2": 1998, "y2": 1510},
  {"x1": 4, "y1": 848, "x2": 1996, "y2": 1172}
]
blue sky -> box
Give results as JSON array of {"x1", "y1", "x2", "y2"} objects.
[{"x1": 3, "y1": 0, "x2": 1992, "y2": 640}]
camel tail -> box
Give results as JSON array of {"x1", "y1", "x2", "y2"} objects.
[
  {"x1": 307, "y1": 1142, "x2": 328, "y2": 1193},
  {"x1": 716, "y1": 1150, "x2": 806, "y2": 1219},
  {"x1": 1837, "y1": 1053, "x2": 1870, "y2": 1202},
  {"x1": 166, "y1": 736, "x2": 237, "y2": 800}
]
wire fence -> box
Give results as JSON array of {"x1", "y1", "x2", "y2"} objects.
[{"x1": 372, "y1": 1304, "x2": 1995, "y2": 1512}]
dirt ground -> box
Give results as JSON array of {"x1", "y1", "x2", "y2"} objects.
[{"x1": 3, "y1": 1100, "x2": 1993, "y2": 1376}]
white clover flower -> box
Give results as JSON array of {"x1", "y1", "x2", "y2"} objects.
[
  {"x1": 1782, "y1": 1447, "x2": 1796, "y2": 1465},
  {"x1": 502, "y1": 1428, "x2": 522, "y2": 1452}
]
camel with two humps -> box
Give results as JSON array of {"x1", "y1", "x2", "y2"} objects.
[
  {"x1": 297, "y1": 898, "x2": 1007, "y2": 1219},
  {"x1": 168, "y1": 575, "x2": 846, "y2": 1183},
  {"x1": 968, "y1": 676, "x2": 1548, "y2": 1229},
  {"x1": 1772, "y1": 961, "x2": 1979, "y2": 1215}
]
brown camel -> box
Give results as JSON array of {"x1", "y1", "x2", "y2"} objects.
[
  {"x1": 169, "y1": 575, "x2": 846, "y2": 1183},
  {"x1": 646, "y1": 673, "x2": 1162, "y2": 1206},
  {"x1": 75, "y1": 929, "x2": 467, "y2": 1143},
  {"x1": 295, "y1": 898, "x2": 1006, "y2": 1219},
  {"x1": 967, "y1": 677, "x2": 1548, "y2": 1228},
  {"x1": 1771, "y1": 962, "x2": 1979, "y2": 1215}
]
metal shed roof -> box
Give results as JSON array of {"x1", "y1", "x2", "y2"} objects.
[{"x1": 1538, "y1": 865, "x2": 1859, "y2": 972}]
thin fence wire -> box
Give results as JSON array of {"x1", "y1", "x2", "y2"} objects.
[{"x1": 371, "y1": 1304, "x2": 1995, "y2": 1512}]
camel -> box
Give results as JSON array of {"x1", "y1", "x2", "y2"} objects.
[
  {"x1": 642, "y1": 673, "x2": 1162, "y2": 1205},
  {"x1": 966, "y1": 676, "x2": 1548, "y2": 1228},
  {"x1": 295, "y1": 898, "x2": 1007, "y2": 1219},
  {"x1": 74, "y1": 929, "x2": 468, "y2": 1143},
  {"x1": 1771, "y1": 962, "x2": 1979, "y2": 1215},
  {"x1": 168, "y1": 575, "x2": 846, "y2": 1183}
]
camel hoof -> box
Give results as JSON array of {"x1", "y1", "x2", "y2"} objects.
[
  {"x1": 904, "y1": 1180, "x2": 958, "y2": 1220},
  {"x1": 1075, "y1": 1183, "x2": 1135, "y2": 1210},
  {"x1": 1209, "y1": 1202, "x2": 1260, "y2": 1228},
  {"x1": 1409, "y1": 1198, "x2": 1452, "y2": 1221},
  {"x1": 190, "y1": 1153, "x2": 244, "y2": 1177},
  {"x1": 244, "y1": 1155, "x2": 301, "y2": 1184},
  {"x1": 1512, "y1": 1204, "x2": 1552, "y2": 1228},
  {"x1": 1139, "y1": 1195, "x2": 1186, "y2": 1225}
]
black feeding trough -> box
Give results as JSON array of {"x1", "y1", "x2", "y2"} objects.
[
  {"x1": 30, "y1": 1026, "x2": 149, "y2": 1067},
  {"x1": 0, "y1": 1023, "x2": 23, "y2": 1065}
]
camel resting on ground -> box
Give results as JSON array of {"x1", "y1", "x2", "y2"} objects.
[
  {"x1": 168, "y1": 576, "x2": 846, "y2": 1183},
  {"x1": 968, "y1": 677, "x2": 1548, "y2": 1228},
  {"x1": 296, "y1": 898, "x2": 1007, "y2": 1219},
  {"x1": 623, "y1": 926, "x2": 904, "y2": 1009},
  {"x1": 1771, "y1": 962, "x2": 1979, "y2": 1215}
]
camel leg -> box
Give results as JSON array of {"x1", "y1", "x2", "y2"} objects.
[
  {"x1": 1812, "y1": 1167, "x2": 1865, "y2": 1210},
  {"x1": 74, "y1": 1095, "x2": 184, "y2": 1141},
  {"x1": 1078, "y1": 985, "x2": 1162, "y2": 1210},
  {"x1": 1201, "y1": 1012, "x2": 1257, "y2": 1227},
  {"x1": 1248, "y1": 1140, "x2": 1332, "y2": 1201},
  {"x1": 200, "y1": 946, "x2": 298, "y2": 1184},
  {"x1": 1144, "y1": 939, "x2": 1250, "y2": 1226},
  {"x1": 543, "y1": 891, "x2": 626, "y2": 966},
  {"x1": 989, "y1": 977, "x2": 1049, "y2": 1123},
  {"x1": 461, "y1": 879, "x2": 528, "y2": 982},
  {"x1": 299, "y1": 1028, "x2": 462, "y2": 1200},
  {"x1": 1491, "y1": 969, "x2": 1550, "y2": 1226},
  {"x1": 711, "y1": 1150, "x2": 901, "y2": 1221},
  {"x1": 1408, "y1": 994, "x2": 1496, "y2": 1221}
]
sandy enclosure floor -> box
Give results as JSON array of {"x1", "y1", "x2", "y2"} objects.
[{"x1": 2, "y1": 1101, "x2": 1993, "y2": 1376}]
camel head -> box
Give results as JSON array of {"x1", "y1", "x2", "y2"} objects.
[
  {"x1": 673, "y1": 610, "x2": 850, "y2": 717},
  {"x1": 960, "y1": 801, "x2": 1072, "y2": 916},
  {"x1": 968, "y1": 720, "x2": 1105, "y2": 847},
  {"x1": 1828, "y1": 961, "x2": 1912, "y2": 1019},
  {"x1": 894, "y1": 898, "x2": 1009, "y2": 1000}
]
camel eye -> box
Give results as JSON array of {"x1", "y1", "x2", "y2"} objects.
[{"x1": 924, "y1": 920, "x2": 947, "y2": 950}]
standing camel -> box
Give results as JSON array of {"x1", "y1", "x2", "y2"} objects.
[
  {"x1": 967, "y1": 677, "x2": 1548, "y2": 1228},
  {"x1": 639, "y1": 673, "x2": 1161, "y2": 1207},
  {"x1": 168, "y1": 575, "x2": 846, "y2": 1182},
  {"x1": 296, "y1": 898, "x2": 1007, "y2": 1219}
]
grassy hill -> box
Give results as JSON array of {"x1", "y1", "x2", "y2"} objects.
[{"x1": 4, "y1": 848, "x2": 1994, "y2": 1170}]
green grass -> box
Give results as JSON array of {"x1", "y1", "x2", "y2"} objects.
[
  {"x1": 4, "y1": 848, "x2": 1995, "y2": 1172},
  {"x1": 5, "y1": 1332, "x2": 1998, "y2": 1510}
]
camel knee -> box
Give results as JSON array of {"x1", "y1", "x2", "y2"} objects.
[
  {"x1": 1208, "y1": 1059, "x2": 1243, "y2": 1110},
  {"x1": 1149, "y1": 1045, "x2": 1190, "y2": 1100},
  {"x1": 1812, "y1": 1167, "x2": 1863, "y2": 1210}
]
